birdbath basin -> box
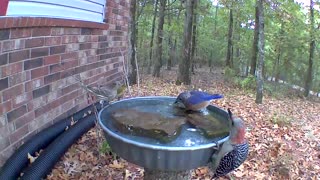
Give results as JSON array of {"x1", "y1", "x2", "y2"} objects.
[{"x1": 98, "y1": 96, "x2": 230, "y2": 171}]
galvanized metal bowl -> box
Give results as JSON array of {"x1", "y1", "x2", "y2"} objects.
[{"x1": 98, "y1": 96, "x2": 230, "y2": 171}]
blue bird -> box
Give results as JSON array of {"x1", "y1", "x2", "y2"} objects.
[{"x1": 174, "y1": 91, "x2": 223, "y2": 111}]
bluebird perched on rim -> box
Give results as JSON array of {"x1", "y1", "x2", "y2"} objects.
[{"x1": 174, "y1": 90, "x2": 223, "y2": 111}]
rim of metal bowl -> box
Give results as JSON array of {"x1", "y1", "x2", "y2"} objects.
[{"x1": 98, "y1": 96, "x2": 229, "y2": 151}]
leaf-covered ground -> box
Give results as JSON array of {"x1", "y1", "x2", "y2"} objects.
[{"x1": 47, "y1": 68, "x2": 320, "y2": 179}]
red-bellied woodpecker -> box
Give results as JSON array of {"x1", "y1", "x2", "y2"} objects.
[{"x1": 210, "y1": 108, "x2": 249, "y2": 178}]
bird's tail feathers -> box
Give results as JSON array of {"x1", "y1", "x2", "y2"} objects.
[{"x1": 208, "y1": 94, "x2": 224, "y2": 100}]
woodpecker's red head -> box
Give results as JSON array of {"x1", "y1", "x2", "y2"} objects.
[{"x1": 227, "y1": 108, "x2": 246, "y2": 144}]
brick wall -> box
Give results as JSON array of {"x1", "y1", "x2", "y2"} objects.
[{"x1": 0, "y1": 0, "x2": 129, "y2": 166}]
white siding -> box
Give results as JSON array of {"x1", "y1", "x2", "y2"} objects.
[{"x1": 7, "y1": 0, "x2": 106, "y2": 22}]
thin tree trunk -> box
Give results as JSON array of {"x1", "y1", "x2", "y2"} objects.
[
  {"x1": 255, "y1": 0, "x2": 265, "y2": 104},
  {"x1": 214, "y1": 3, "x2": 218, "y2": 33},
  {"x1": 170, "y1": 9, "x2": 181, "y2": 68},
  {"x1": 234, "y1": 7, "x2": 241, "y2": 74},
  {"x1": 177, "y1": 0, "x2": 194, "y2": 85},
  {"x1": 304, "y1": 0, "x2": 315, "y2": 97},
  {"x1": 191, "y1": 0, "x2": 198, "y2": 74},
  {"x1": 226, "y1": 8, "x2": 233, "y2": 68},
  {"x1": 147, "y1": 0, "x2": 158, "y2": 74},
  {"x1": 153, "y1": 0, "x2": 165, "y2": 77},
  {"x1": 209, "y1": 51, "x2": 213, "y2": 72},
  {"x1": 272, "y1": 22, "x2": 284, "y2": 86},
  {"x1": 167, "y1": 0, "x2": 172, "y2": 70},
  {"x1": 250, "y1": 4, "x2": 259, "y2": 76},
  {"x1": 129, "y1": 0, "x2": 137, "y2": 84}
]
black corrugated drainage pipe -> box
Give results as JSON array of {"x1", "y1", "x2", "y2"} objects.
[
  {"x1": 0, "y1": 102, "x2": 103, "y2": 180},
  {"x1": 21, "y1": 114, "x2": 96, "y2": 180}
]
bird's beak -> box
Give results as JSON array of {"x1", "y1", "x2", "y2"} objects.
[{"x1": 173, "y1": 101, "x2": 185, "y2": 109}]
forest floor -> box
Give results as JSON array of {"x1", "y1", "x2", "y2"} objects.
[{"x1": 47, "y1": 67, "x2": 320, "y2": 180}]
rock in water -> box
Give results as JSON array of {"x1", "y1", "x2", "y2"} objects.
[
  {"x1": 110, "y1": 109, "x2": 187, "y2": 143},
  {"x1": 186, "y1": 112, "x2": 229, "y2": 138}
]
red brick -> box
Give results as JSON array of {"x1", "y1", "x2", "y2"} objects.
[
  {"x1": 9, "y1": 50, "x2": 30, "y2": 63},
  {"x1": 31, "y1": 47, "x2": 49, "y2": 58},
  {"x1": 51, "y1": 28, "x2": 63, "y2": 36},
  {"x1": 44, "y1": 72, "x2": 61, "y2": 84},
  {"x1": 61, "y1": 90, "x2": 79, "y2": 104},
  {"x1": 81, "y1": 28, "x2": 92, "y2": 35},
  {"x1": 34, "y1": 105, "x2": 49, "y2": 118},
  {"x1": 1, "y1": 62, "x2": 23, "y2": 77},
  {"x1": 65, "y1": 44, "x2": 79, "y2": 52},
  {"x1": 0, "y1": 30, "x2": 10, "y2": 41},
  {"x1": 27, "y1": 95, "x2": 47, "y2": 111},
  {"x1": 12, "y1": 92, "x2": 33, "y2": 108},
  {"x1": 7, "y1": 105, "x2": 27, "y2": 123},
  {"x1": 2, "y1": 41, "x2": 15, "y2": 52},
  {"x1": 91, "y1": 29, "x2": 103, "y2": 35},
  {"x1": 0, "y1": 100, "x2": 12, "y2": 115},
  {"x1": 33, "y1": 85, "x2": 50, "y2": 99},
  {"x1": 2, "y1": 84, "x2": 24, "y2": 101},
  {"x1": 45, "y1": 37, "x2": 61, "y2": 46},
  {"x1": 50, "y1": 45, "x2": 66, "y2": 55},
  {"x1": 0, "y1": 136, "x2": 10, "y2": 152},
  {"x1": 9, "y1": 125, "x2": 29, "y2": 144},
  {"x1": 62, "y1": 59, "x2": 79, "y2": 70},
  {"x1": 79, "y1": 43, "x2": 92, "y2": 50},
  {"x1": 61, "y1": 84, "x2": 78, "y2": 95},
  {"x1": 25, "y1": 78, "x2": 44, "y2": 92},
  {"x1": 62, "y1": 36, "x2": 78, "y2": 44},
  {"x1": 25, "y1": 38, "x2": 44, "y2": 48},
  {"x1": 44, "y1": 55, "x2": 60, "y2": 65},
  {"x1": 31, "y1": 66, "x2": 49, "y2": 79},
  {"x1": 33, "y1": 18, "x2": 41, "y2": 26},
  {"x1": 38, "y1": 18, "x2": 47, "y2": 27},
  {"x1": 10, "y1": 29, "x2": 32, "y2": 39},
  {"x1": 9, "y1": 71, "x2": 30, "y2": 87},
  {"x1": 0, "y1": 77, "x2": 8, "y2": 91},
  {"x1": 64, "y1": 28, "x2": 81, "y2": 35},
  {"x1": 19, "y1": 17, "x2": 29, "y2": 27},
  {"x1": 49, "y1": 63, "x2": 63, "y2": 74},
  {"x1": 24, "y1": 58, "x2": 43, "y2": 70},
  {"x1": 32, "y1": 27, "x2": 51, "y2": 37},
  {"x1": 90, "y1": 36, "x2": 99, "y2": 42},
  {"x1": 5, "y1": 18, "x2": 14, "y2": 28},
  {"x1": 61, "y1": 52, "x2": 78, "y2": 60}
]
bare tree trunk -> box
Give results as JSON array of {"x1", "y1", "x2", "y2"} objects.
[
  {"x1": 234, "y1": 6, "x2": 241, "y2": 74},
  {"x1": 214, "y1": 3, "x2": 218, "y2": 33},
  {"x1": 304, "y1": 0, "x2": 315, "y2": 97},
  {"x1": 171, "y1": 9, "x2": 181, "y2": 67},
  {"x1": 255, "y1": 0, "x2": 265, "y2": 104},
  {"x1": 226, "y1": 8, "x2": 233, "y2": 68},
  {"x1": 153, "y1": 0, "x2": 165, "y2": 77},
  {"x1": 272, "y1": 22, "x2": 284, "y2": 88},
  {"x1": 129, "y1": 0, "x2": 137, "y2": 84},
  {"x1": 209, "y1": 51, "x2": 213, "y2": 72},
  {"x1": 167, "y1": 0, "x2": 172, "y2": 70},
  {"x1": 148, "y1": 0, "x2": 158, "y2": 74},
  {"x1": 191, "y1": 0, "x2": 198, "y2": 74},
  {"x1": 250, "y1": 4, "x2": 259, "y2": 76},
  {"x1": 177, "y1": 0, "x2": 194, "y2": 85}
]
